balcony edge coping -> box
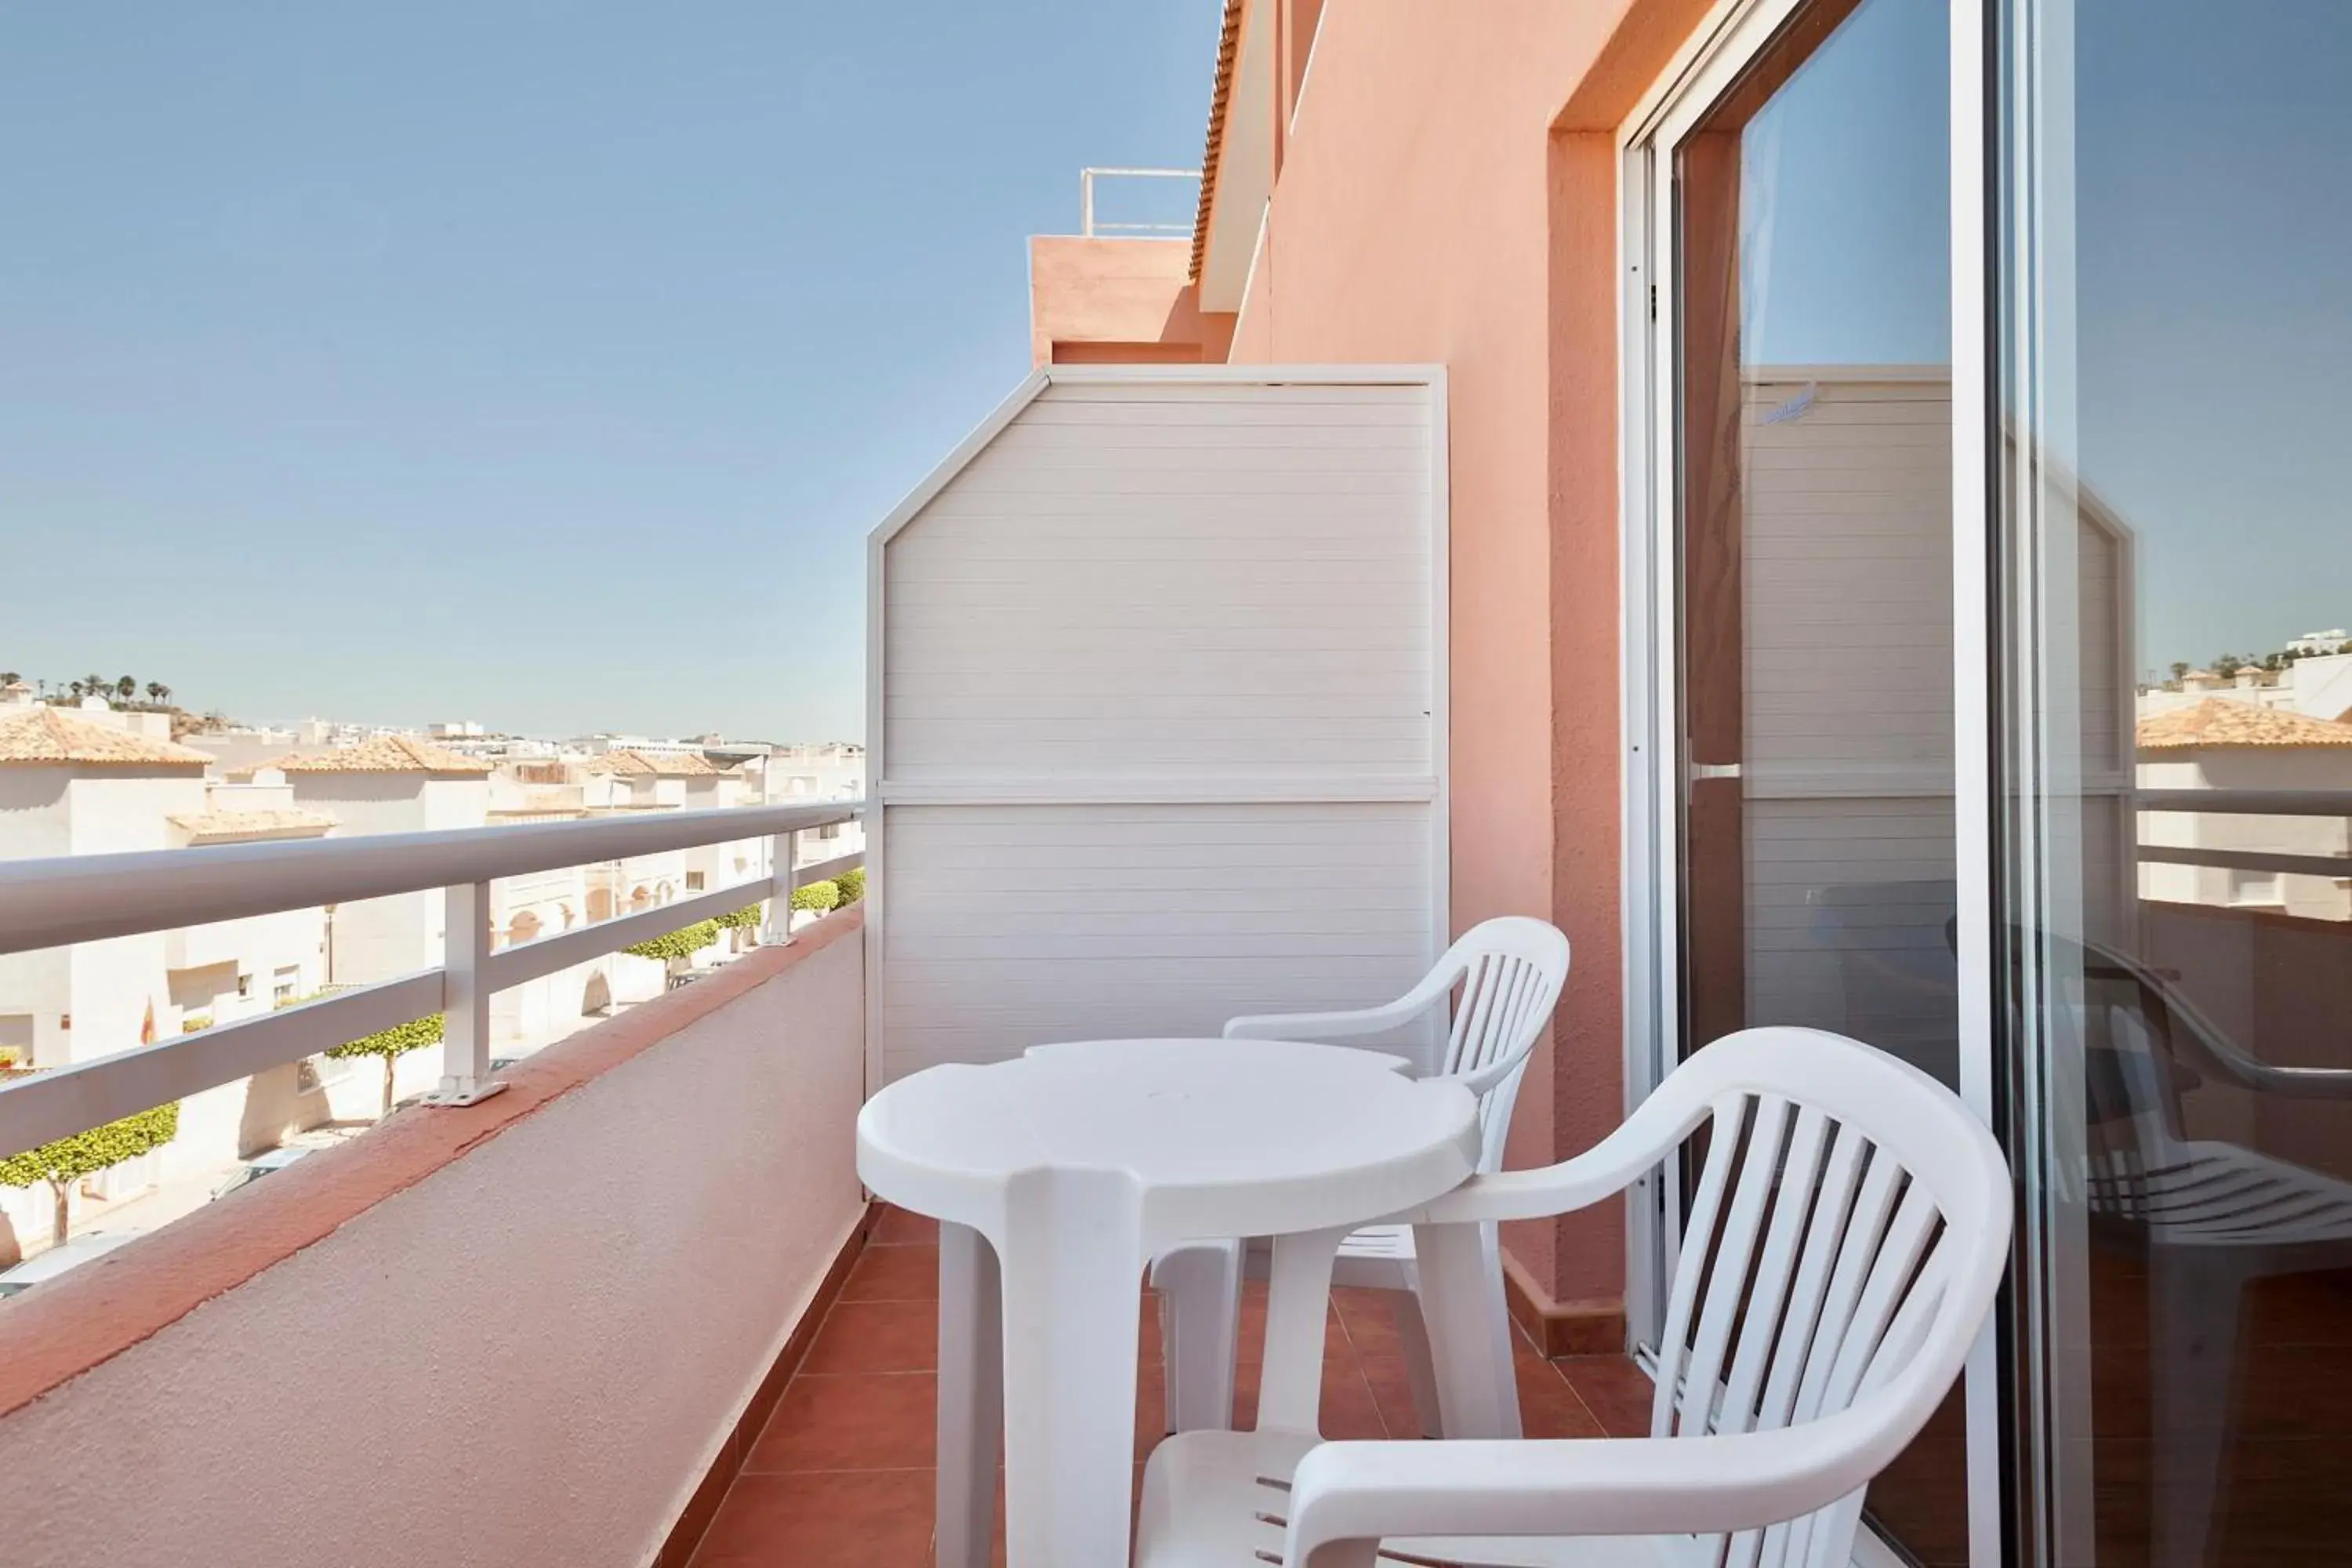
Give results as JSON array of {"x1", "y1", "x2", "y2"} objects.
[{"x1": 0, "y1": 906, "x2": 866, "y2": 1423}]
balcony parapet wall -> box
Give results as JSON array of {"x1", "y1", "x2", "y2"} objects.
[{"x1": 0, "y1": 909, "x2": 866, "y2": 1568}]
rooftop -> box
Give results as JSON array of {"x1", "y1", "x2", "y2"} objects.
[
  {"x1": 234, "y1": 734, "x2": 495, "y2": 777},
  {"x1": 0, "y1": 706, "x2": 212, "y2": 769},
  {"x1": 585, "y1": 748, "x2": 725, "y2": 778},
  {"x1": 1188, "y1": 0, "x2": 1247, "y2": 281},
  {"x1": 165, "y1": 808, "x2": 339, "y2": 844},
  {"x1": 2136, "y1": 697, "x2": 2352, "y2": 750}
]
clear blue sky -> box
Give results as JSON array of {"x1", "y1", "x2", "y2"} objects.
[{"x1": 2, "y1": 2, "x2": 1214, "y2": 740}]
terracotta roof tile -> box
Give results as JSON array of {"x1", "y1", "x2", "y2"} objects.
[
  {"x1": 583, "y1": 749, "x2": 720, "y2": 778},
  {"x1": 1189, "y1": 0, "x2": 1247, "y2": 282},
  {"x1": 2136, "y1": 699, "x2": 2352, "y2": 750},
  {"x1": 167, "y1": 808, "x2": 339, "y2": 841},
  {"x1": 236, "y1": 735, "x2": 493, "y2": 777},
  {"x1": 0, "y1": 706, "x2": 212, "y2": 768}
]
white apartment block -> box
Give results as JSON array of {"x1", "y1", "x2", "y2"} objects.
[
  {"x1": 0, "y1": 699, "x2": 334, "y2": 1238},
  {"x1": 0, "y1": 697, "x2": 855, "y2": 1248}
]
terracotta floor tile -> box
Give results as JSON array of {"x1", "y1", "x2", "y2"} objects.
[
  {"x1": 746, "y1": 1372, "x2": 938, "y2": 1472},
  {"x1": 840, "y1": 1243, "x2": 938, "y2": 1303},
  {"x1": 1319, "y1": 1366, "x2": 1392, "y2": 1439},
  {"x1": 736, "y1": 1239, "x2": 1682, "y2": 1565},
  {"x1": 1231, "y1": 1280, "x2": 1270, "y2": 1365},
  {"x1": 870, "y1": 1205, "x2": 940, "y2": 1247},
  {"x1": 1330, "y1": 1287, "x2": 1406, "y2": 1354},
  {"x1": 1134, "y1": 1359, "x2": 1168, "y2": 1449},
  {"x1": 1356, "y1": 1363, "x2": 1426, "y2": 1438},
  {"x1": 1557, "y1": 1354, "x2": 1655, "y2": 1438},
  {"x1": 1515, "y1": 1349, "x2": 1605, "y2": 1439},
  {"x1": 1330, "y1": 1285, "x2": 1434, "y2": 1437},
  {"x1": 691, "y1": 1468, "x2": 933, "y2": 1566},
  {"x1": 1137, "y1": 1290, "x2": 1164, "y2": 1367},
  {"x1": 804, "y1": 1299, "x2": 938, "y2": 1375}
]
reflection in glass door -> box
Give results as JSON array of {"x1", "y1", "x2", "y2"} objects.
[
  {"x1": 1657, "y1": 0, "x2": 1962, "y2": 1560},
  {"x1": 2001, "y1": 2, "x2": 2352, "y2": 1566}
]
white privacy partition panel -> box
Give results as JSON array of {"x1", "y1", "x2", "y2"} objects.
[{"x1": 866, "y1": 365, "x2": 1448, "y2": 1087}]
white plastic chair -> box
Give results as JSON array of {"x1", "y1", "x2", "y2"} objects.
[
  {"x1": 2056, "y1": 935, "x2": 2352, "y2": 1568},
  {"x1": 1134, "y1": 1025, "x2": 2013, "y2": 1568},
  {"x1": 1152, "y1": 916, "x2": 1572, "y2": 1438}
]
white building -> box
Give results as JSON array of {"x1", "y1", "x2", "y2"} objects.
[
  {"x1": 2136, "y1": 699, "x2": 2352, "y2": 921},
  {"x1": 235, "y1": 735, "x2": 495, "y2": 982},
  {"x1": 749, "y1": 743, "x2": 866, "y2": 870},
  {"x1": 0, "y1": 704, "x2": 214, "y2": 1071},
  {"x1": 2141, "y1": 649, "x2": 2352, "y2": 724},
  {"x1": 236, "y1": 735, "x2": 646, "y2": 1072},
  {"x1": 0, "y1": 703, "x2": 336, "y2": 1239}
]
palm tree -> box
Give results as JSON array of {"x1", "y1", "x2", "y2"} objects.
[
  {"x1": 146, "y1": 681, "x2": 171, "y2": 706},
  {"x1": 0, "y1": 672, "x2": 18, "y2": 687},
  {"x1": 115, "y1": 675, "x2": 136, "y2": 702},
  {"x1": 67, "y1": 679, "x2": 85, "y2": 699},
  {"x1": 82, "y1": 673, "x2": 108, "y2": 702}
]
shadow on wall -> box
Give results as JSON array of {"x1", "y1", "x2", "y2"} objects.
[
  {"x1": 237, "y1": 1061, "x2": 333, "y2": 1160},
  {"x1": 0, "y1": 1210, "x2": 20, "y2": 1270}
]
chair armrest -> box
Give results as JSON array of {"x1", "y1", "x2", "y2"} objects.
[
  {"x1": 1285, "y1": 1424, "x2": 1883, "y2": 1567},
  {"x1": 1388, "y1": 1073, "x2": 1708, "y2": 1225},
  {"x1": 1222, "y1": 991, "x2": 1444, "y2": 1043}
]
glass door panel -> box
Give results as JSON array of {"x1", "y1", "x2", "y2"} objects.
[
  {"x1": 2000, "y1": 3, "x2": 2352, "y2": 1566},
  {"x1": 1668, "y1": 0, "x2": 1961, "y2": 1559}
]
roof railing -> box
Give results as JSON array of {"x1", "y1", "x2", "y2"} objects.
[
  {"x1": 1079, "y1": 166, "x2": 1201, "y2": 239},
  {"x1": 0, "y1": 800, "x2": 863, "y2": 1160}
]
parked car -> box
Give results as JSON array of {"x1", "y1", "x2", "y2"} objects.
[
  {"x1": 209, "y1": 1145, "x2": 313, "y2": 1201},
  {"x1": 0, "y1": 1231, "x2": 146, "y2": 1299}
]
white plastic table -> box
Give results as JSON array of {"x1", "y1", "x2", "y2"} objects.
[{"x1": 856, "y1": 1036, "x2": 1481, "y2": 1568}]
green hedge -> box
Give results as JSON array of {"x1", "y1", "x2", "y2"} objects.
[
  {"x1": 623, "y1": 918, "x2": 722, "y2": 963},
  {"x1": 0, "y1": 1099, "x2": 181, "y2": 1190},
  {"x1": 835, "y1": 866, "x2": 866, "y2": 905},
  {"x1": 325, "y1": 1013, "x2": 445, "y2": 1062},
  {"x1": 789, "y1": 880, "x2": 840, "y2": 913},
  {"x1": 713, "y1": 902, "x2": 764, "y2": 931}
]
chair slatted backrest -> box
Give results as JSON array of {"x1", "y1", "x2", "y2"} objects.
[
  {"x1": 1642, "y1": 1033, "x2": 2002, "y2": 1568},
  {"x1": 1433, "y1": 918, "x2": 1571, "y2": 1170}
]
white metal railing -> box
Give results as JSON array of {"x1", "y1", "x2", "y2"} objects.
[
  {"x1": 0, "y1": 800, "x2": 862, "y2": 1160},
  {"x1": 1079, "y1": 166, "x2": 1200, "y2": 239},
  {"x1": 2136, "y1": 789, "x2": 2352, "y2": 880}
]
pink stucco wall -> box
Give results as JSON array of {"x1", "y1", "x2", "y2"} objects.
[
  {"x1": 1027, "y1": 236, "x2": 1230, "y2": 365},
  {"x1": 1217, "y1": 0, "x2": 1715, "y2": 1310}
]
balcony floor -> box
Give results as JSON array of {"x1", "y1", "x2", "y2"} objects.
[{"x1": 687, "y1": 1207, "x2": 1651, "y2": 1566}]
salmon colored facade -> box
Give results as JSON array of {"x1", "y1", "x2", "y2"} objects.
[{"x1": 1029, "y1": 0, "x2": 1716, "y2": 1343}]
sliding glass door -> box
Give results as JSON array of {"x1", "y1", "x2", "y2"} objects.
[
  {"x1": 1998, "y1": 4, "x2": 2352, "y2": 1566},
  {"x1": 1641, "y1": 0, "x2": 1970, "y2": 1561},
  {"x1": 1637, "y1": 4, "x2": 2352, "y2": 1566}
]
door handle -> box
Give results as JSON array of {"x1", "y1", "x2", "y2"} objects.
[{"x1": 1690, "y1": 762, "x2": 1743, "y2": 782}]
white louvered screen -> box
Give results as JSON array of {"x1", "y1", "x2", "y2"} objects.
[{"x1": 866, "y1": 367, "x2": 1447, "y2": 1087}]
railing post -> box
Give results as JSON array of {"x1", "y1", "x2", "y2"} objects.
[
  {"x1": 426, "y1": 880, "x2": 506, "y2": 1106},
  {"x1": 766, "y1": 830, "x2": 800, "y2": 944}
]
